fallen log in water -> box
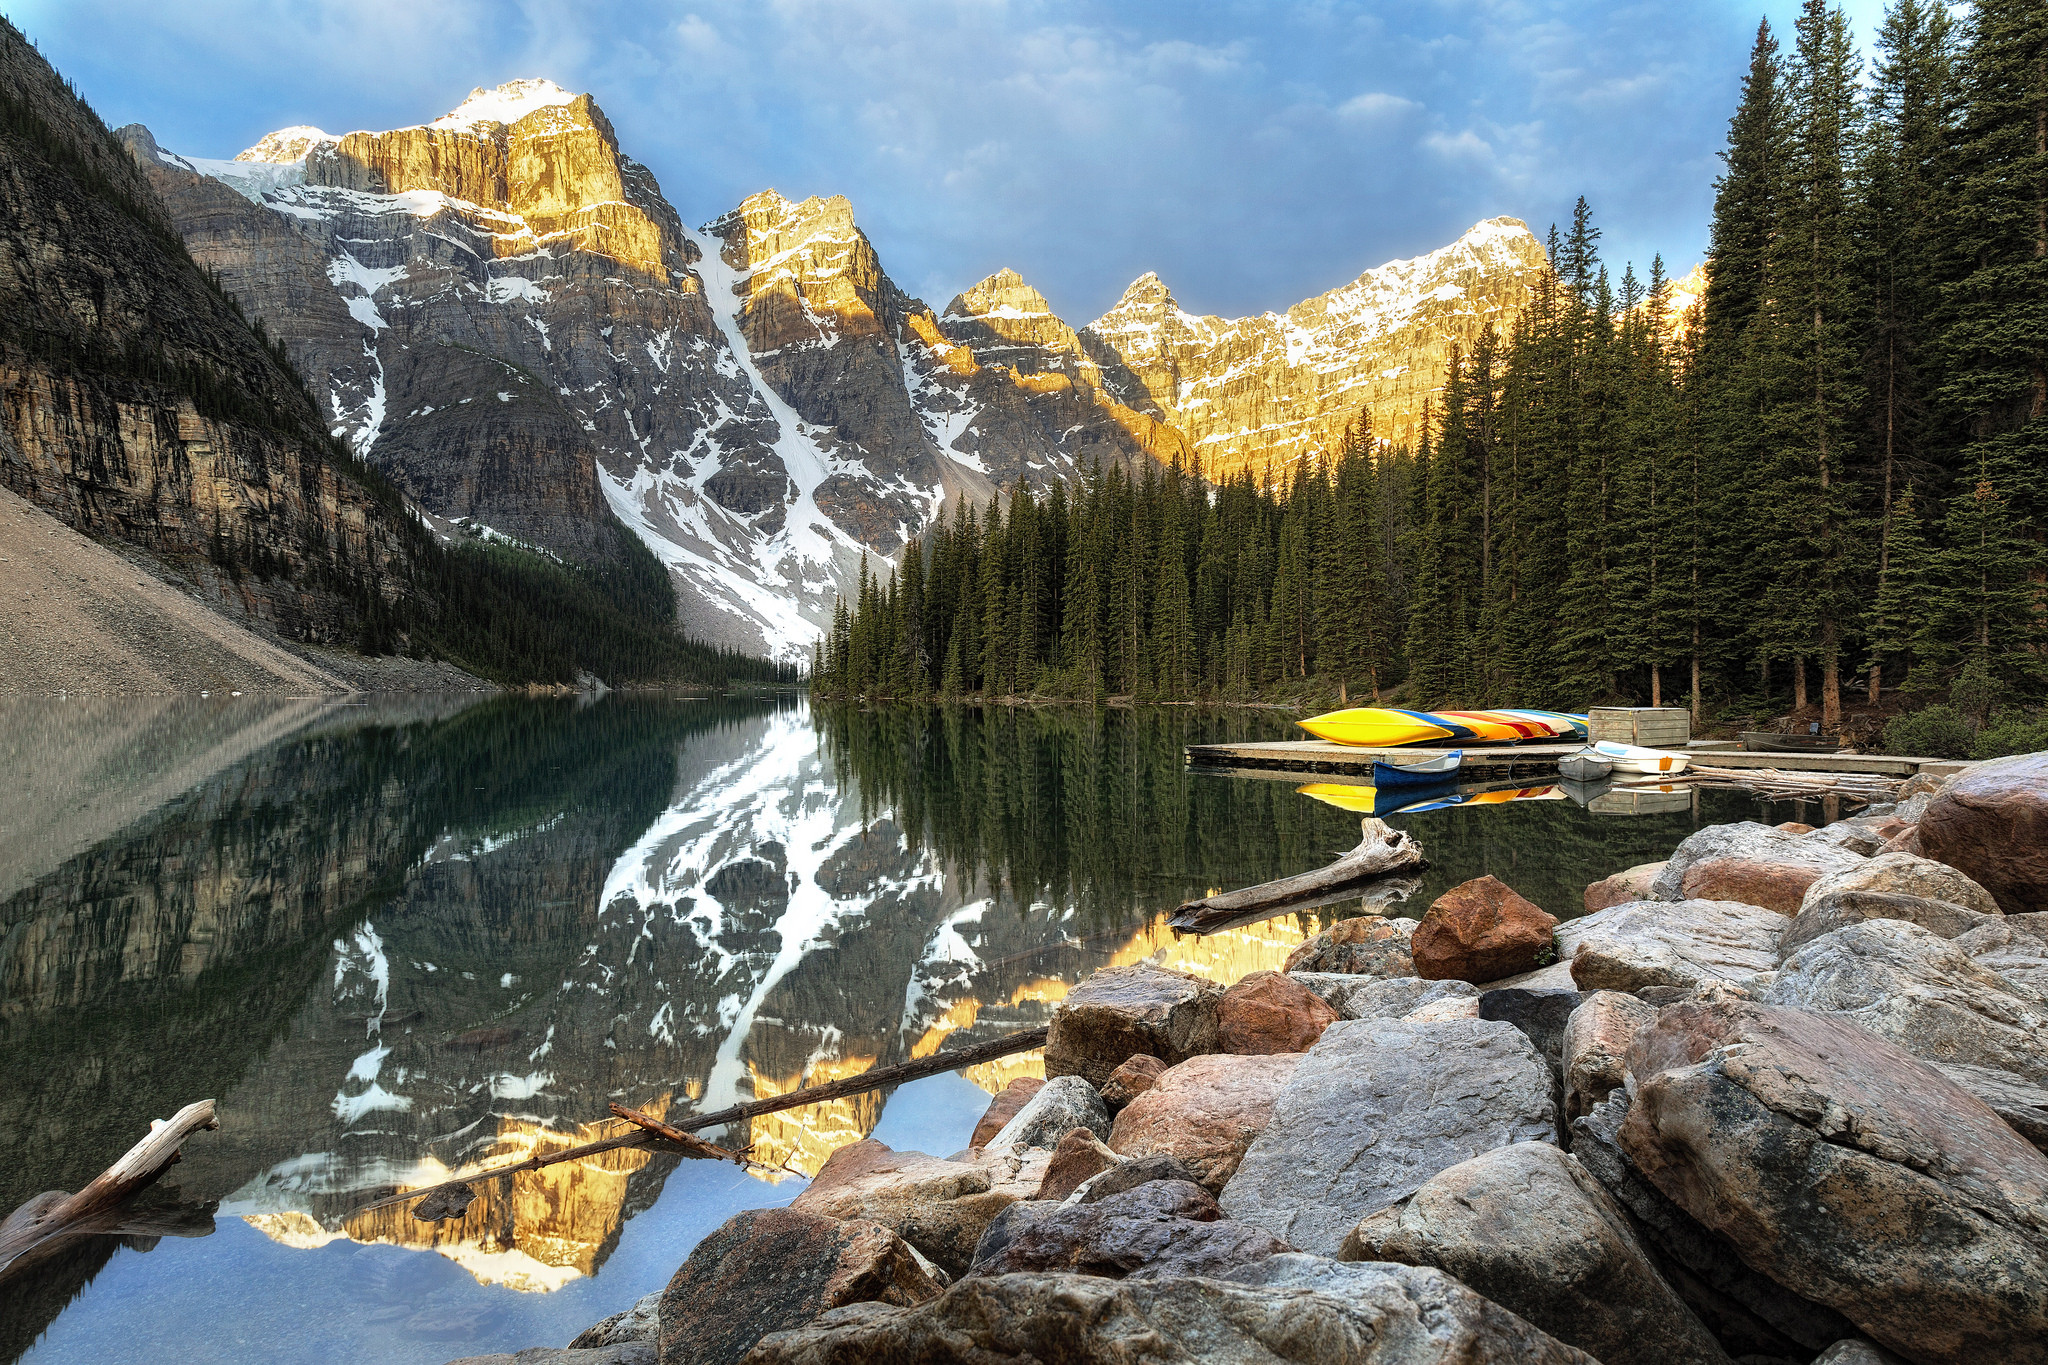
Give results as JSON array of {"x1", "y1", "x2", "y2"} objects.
[
  {"x1": 0, "y1": 1099, "x2": 218, "y2": 1281},
  {"x1": 354, "y1": 1023, "x2": 1052, "y2": 1220},
  {"x1": 1170, "y1": 818, "x2": 1428, "y2": 934}
]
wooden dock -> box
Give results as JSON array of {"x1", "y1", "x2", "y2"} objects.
[{"x1": 1184, "y1": 739, "x2": 1971, "y2": 780}]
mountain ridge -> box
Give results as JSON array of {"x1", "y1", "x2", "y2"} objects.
[{"x1": 139, "y1": 76, "x2": 1566, "y2": 660}]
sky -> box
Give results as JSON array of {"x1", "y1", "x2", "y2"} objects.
[{"x1": 4, "y1": 0, "x2": 1888, "y2": 323}]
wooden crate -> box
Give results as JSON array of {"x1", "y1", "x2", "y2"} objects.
[{"x1": 1588, "y1": 707, "x2": 1691, "y2": 747}]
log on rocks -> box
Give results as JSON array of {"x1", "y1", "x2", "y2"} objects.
[
  {"x1": 1171, "y1": 819, "x2": 1427, "y2": 932},
  {"x1": 0, "y1": 1099, "x2": 218, "y2": 1280},
  {"x1": 355, "y1": 1025, "x2": 1051, "y2": 1219}
]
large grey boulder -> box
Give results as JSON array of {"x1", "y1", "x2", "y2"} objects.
[
  {"x1": 789, "y1": 1143, "x2": 1052, "y2": 1277},
  {"x1": 1343, "y1": 1141, "x2": 1731, "y2": 1365},
  {"x1": 1929, "y1": 1062, "x2": 2048, "y2": 1153},
  {"x1": 1955, "y1": 912, "x2": 2048, "y2": 997},
  {"x1": 983, "y1": 1074, "x2": 1110, "y2": 1153},
  {"x1": 1563, "y1": 899, "x2": 1784, "y2": 994},
  {"x1": 744, "y1": 1266, "x2": 1599, "y2": 1363},
  {"x1": 655, "y1": 1208, "x2": 942, "y2": 1365},
  {"x1": 1562, "y1": 990, "x2": 1659, "y2": 1120},
  {"x1": 1779, "y1": 890, "x2": 1998, "y2": 960},
  {"x1": 1571, "y1": 1092, "x2": 1856, "y2": 1360},
  {"x1": 1765, "y1": 919, "x2": 2048, "y2": 1085},
  {"x1": 966, "y1": 1178, "x2": 1288, "y2": 1281},
  {"x1": 1620, "y1": 1001, "x2": 2048, "y2": 1365},
  {"x1": 1218, "y1": 1017, "x2": 1555, "y2": 1255},
  {"x1": 1648, "y1": 821, "x2": 1865, "y2": 902},
  {"x1": 1291, "y1": 974, "x2": 1480, "y2": 1020},
  {"x1": 1044, "y1": 964, "x2": 1223, "y2": 1087},
  {"x1": 1798, "y1": 851, "x2": 2002, "y2": 918}
]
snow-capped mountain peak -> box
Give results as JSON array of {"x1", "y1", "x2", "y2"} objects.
[
  {"x1": 235, "y1": 125, "x2": 336, "y2": 164},
  {"x1": 430, "y1": 78, "x2": 579, "y2": 131}
]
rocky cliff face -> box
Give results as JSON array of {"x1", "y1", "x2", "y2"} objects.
[
  {"x1": 0, "y1": 19, "x2": 417, "y2": 647},
  {"x1": 1081, "y1": 217, "x2": 1552, "y2": 467},
  {"x1": 137, "y1": 77, "x2": 1558, "y2": 659}
]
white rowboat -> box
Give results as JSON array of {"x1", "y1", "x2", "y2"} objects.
[{"x1": 1591, "y1": 740, "x2": 1691, "y2": 775}]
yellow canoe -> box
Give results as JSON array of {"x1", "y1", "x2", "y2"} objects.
[
  {"x1": 1297, "y1": 707, "x2": 1574, "y2": 747},
  {"x1": 1297, "y1": 708, "x2": 1459, "y2": 746}
]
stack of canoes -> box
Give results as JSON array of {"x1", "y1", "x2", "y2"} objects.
[{"x1": 1297, "y1": 707, "x2": 1589, "y2": 747}]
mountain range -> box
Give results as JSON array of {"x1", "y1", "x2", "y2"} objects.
[{"x1": 119, "y1": 78, "x2": 1561, "y2": 662}]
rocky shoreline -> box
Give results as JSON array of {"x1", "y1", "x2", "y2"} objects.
[{"x1": 451, "y1": 753, "x2": 2048, "y2": 1365}]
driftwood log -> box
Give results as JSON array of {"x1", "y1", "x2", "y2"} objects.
[
  {"x1": 356, "y1": 1023, "x2": 1051, "y2": 1220},
  {"x1": 1170, "y1": 817, "x2": 1427, "y2": 933},
  {"x1": 0, "y1": 1099, "x2": 218, "y2": 1281}
]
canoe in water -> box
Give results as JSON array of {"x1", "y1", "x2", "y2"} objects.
[
  {"x1": 1372, "y1": 750, "x2": 1463, "y2": 788},
  {"x1": 1297, "y1": 707, "x2": 1587, "y2": 747}
]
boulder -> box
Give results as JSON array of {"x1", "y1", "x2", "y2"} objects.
[
  {"x1": 1780, "y1": 889, "x2": 1998, "y2": 959},
  {"x1": 743, "y1": 1266, "x2": 1598, "y2": 1364},
  {"x1": 1218, "y1": 1018, "x2": 1556, "y2": 1255},
  {"x1": 447, "y1": 1348, "x2": 651, "y2": 1365},
  {"x1": 655, "y1": 1208, "x2": 941, "y2": 1365},
  {"x1": 1571, "y1": 1092, "x2": 1857, "y2": 1360},
  {"x1": 1282, "y1": 914, "x2": 1417, "y2": 976},
  {"x1": 1619, "y1": 1000, "x2": 2048, "y2": 1365},
  {"x1": 1289, "y1": 974, "x2": 1480, "y2": 1021},
  {"x1": 1648, "y1": 822, "x2": 1864, "y2": 902},
  {"x1": 1679, "y1": 857, "x2": 1829, "y2": 914},
  {"x1": 1476, "y1": 959, "x2": 1579, "y2": 992},
  {"x1": 1404, "y1": 994, "x2": 1480, "y2": 1021},
  {"x1": 1044, "y1": 964, "x2": 1222, "y2": 1087},
  {"x1": 1107, "y1": 1052, "x2": 1300, "y2": 1191},
  {"x1": 1216, "y1": 969, "x2": 1339, "y2": 1054},
  {"x1": 1478, "y1": 987, "x2": 1582, "y2": 1077},
  {"x1": 1562, "y1": 991, "x2": 1659, "y2": 1120},
  {"x1": 1097, "y1": 1053, "x2": 1165, "y2": 1111},
  {"x1": 1916, "y1": 752, "x2": 2048, "y2": 914},
  {"x1": 968, "y1": 1178, "x2": 1288, "y2": 1280},
  {"x1": 1776, "y1": 821, "x2": 1817, "y2": 834},
  {"x1": 569, "y1": 1292, "x2": 659, "y2": 1349},
  {"x1": 1896, "y1": 771, "x2": 1948, "y2": 801},
  {"x1": 1586, "y1": 860, "x2": 1668, "y2": 913},
  {"x1": 1954, "y1": 912, "x2": 2048, "y2": 997},
  {"x1": 1880, "y1": 825, "x2": 1923, "y2": 854},
  {"x1": 797, "y1": 1139, "x2": 932, "y2": 1200},
  {"x1": 968, "y1": 1077, "x2": 1044, "y2": 1148},
  {"x1": 1223, "y1": 1255, "x2": 1601, "y2": 1362},
  {"x1": 1070, "y1": 1153, "x2": 1203, "y2": 1204},
  {"x1": 1034, "y1": 1127, "x2": 1121, "y2": 1202},
  {"x1": 1814, "y1": 1344, "x2": 1910, "y2": 1365},
  {"x1": 790, "y1": 1143, "x2": 1051, "y2": 1277},
  {"x1": 1798, "y1": 851, "x2": 2002, "y2": 918},
  {"x1": 983, "y1": 1074, "x2": 1109, "y2": 1153},
  {"x1": 1929, "y1": 1062, "x2": 2048, "y2": 1153},
  {"x1": 1807, "y1": 821, "x2": 1891, "y2": 856},
  {"x1": 1410, "y1": 876, "x2": 1559, "y2": 983},
  {"x1": 1564, "y1": 899, "x2": 1784, "y2": 994},
  {"x1": 1765, "y1": 919, "x2": 2048, "y2": 1085},
  {"x1": 1343, "y1": 1141, "x2": 1732, "y2": 1365}
]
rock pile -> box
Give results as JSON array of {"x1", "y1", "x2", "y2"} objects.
[{"x1": 466, "y1": 759, "x2": 2048, "y2": 1365}]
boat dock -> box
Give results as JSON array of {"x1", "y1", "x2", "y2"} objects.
[{"x1": 1183, "y1": 739, "x2": 1973, "y2": 780}]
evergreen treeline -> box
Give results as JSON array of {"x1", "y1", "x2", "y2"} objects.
[{"x1": 816, "y1": 0, "x2": 2045, "y2": 726}]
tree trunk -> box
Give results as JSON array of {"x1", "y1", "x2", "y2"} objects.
[
  {"x1": 1691, "y1": 635, "x2": 1702, "y2": 729},
  {"x1": 1650, "y1": 665, "x2": 1662, "y2": 708},
  {"x1": 1793, "y1": 656, "x2": 1808, "y2": 713},
  {"x1": 1868, "y1": 659, "x2": 1881, "y2": 705},
  {"x1": 1821, "y1": 622, "x2": 1840, "y2": 734}
]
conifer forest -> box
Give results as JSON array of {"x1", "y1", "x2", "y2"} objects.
[{"x1": 814, "y1": 0, "x2": 2047, "y2": 742}]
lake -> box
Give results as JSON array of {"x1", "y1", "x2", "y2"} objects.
[{"x1": 0, "y1": 695, "x2": 1823, "y2": 1364}]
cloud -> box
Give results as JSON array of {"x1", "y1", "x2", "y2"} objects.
[
  {"x1": 1337, "y1": 91, "x2": 1419, "y2": 119},
  {"x1": 5, "y1": 0, "x2": 1795, "y2": 320}
]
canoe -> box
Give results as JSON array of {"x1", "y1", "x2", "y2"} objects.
[
  {"x1": 1298, "y1": 708, "x2": 1463, "y2": 746},
  {"x1": 1498, "y1": 710, "x2": 1591, "y2": 741},
  {"x1": 1557, "y1": 748, "x2": 1614, "y2": 782},
  {"x1": 1371, "y1": 750, "x2": 1463, "y2": 788},
  {"x1": 1741, "y1": 730, "x2": 1843, "y2": 754},
  {"x1": 1297, "y1": 707, "x2": 1585, "y2": 747},
  {"x1": 1591, "y1": 740, "x2": 1690, "y2": 775}
]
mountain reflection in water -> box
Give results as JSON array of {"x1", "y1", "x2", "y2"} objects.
[{"x1": 1, "y1": 696, "x2": 1764, "y2": 1365}]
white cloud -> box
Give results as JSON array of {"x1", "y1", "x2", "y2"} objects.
[{"x1": 1337, "y1": 91, "x2": 1419, "y2": 120}]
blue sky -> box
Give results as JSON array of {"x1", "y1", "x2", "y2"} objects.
[{"x1": 5, "y1": 0, "x2": 1886, "y2": 322}]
